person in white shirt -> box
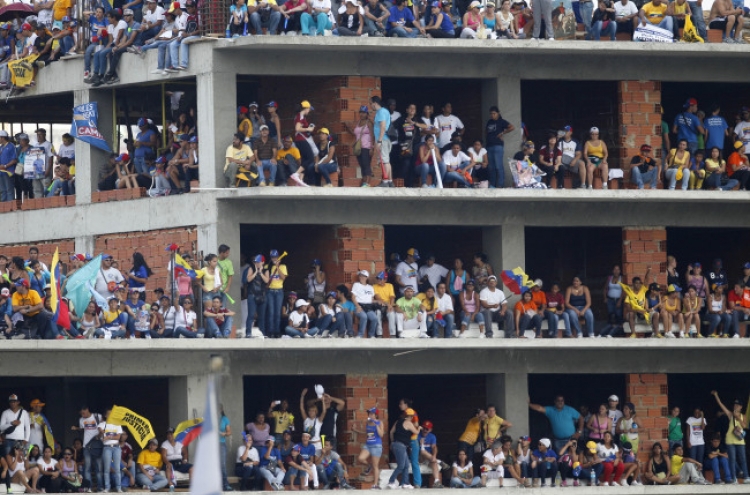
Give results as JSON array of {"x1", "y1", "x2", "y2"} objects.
[
  {"x1": 171, "y1": 297, "x2": 202, "y2": 338},
  {"x1": 481, "y1": 441, "x2": 505, "y2": 487},
  {"x1": 351, "y1": 270, "x2": 379, "y2": 338},
  {"x1": 685, "y1": 407, "x2": 706, "y2": 462},
  {"x1": 434, "y1": 103, "x2": 464, "y2": 149},
  {"x1": 236, "y1": 434, "x2": 260, "y2": 490},
  {"x1": 606, "y1": 395, "x2": 623, "y2": 435},
  {"x1": 442, "y1": 142, "x2": 473, "y2": 187},
  {"x1": 0, "y1": 394, "x2": 30, "y2": 457},
  {"x1": 395, "y1": 249, "x2": 420, "y2": 295},
  {"x1": 28, "y1": 399, "x2": 49, "y2": 452},
  {"x1": 99, "y1": 410, "x2": 124, "y2": 493},
  {"x1": 613, "y1": 0, "x2": 638, "y2": 35},
  {"x1": 286, "y1": 299, "x2": 320, "y2": 338},
  {"x1": 71, "y1": 406, "x2": 104, "y2": 489},
  {"x1": 94, "y1": 255, "x2": 125, "y2": 300},
  {"x1": 479, "y1": 276, "x2": 513, "y2": 338},
  {"x1": 435, "y1": 282, "x2": 455, "y2": 338},
  {"x1": 162, "y1": 427, "x2": 193, "y2": 485},
  {"x1": 418, "y1": 255, "x2": 449, "y2": 291}
]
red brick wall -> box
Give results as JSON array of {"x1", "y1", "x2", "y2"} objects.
[
  {"x1": 618, "y1": 81, "x2": 662, "y2": 177},
  {"x1": 337, "y1": 225, "x2": 385, "y2": 286},
  {"x1": 622, "y1": 227, "x2": 667, "y2": 286},
  {"x1": 0, "y1": 239, "x2": 75, "y2": 271},
  {"x1": 626, "y1": 373, "x2": 668, "y2": 463},
  {"x1": 341, "y1": 374, "x2": 389, "y2": 484},
  {"x1": 94, "y1": 227, "x2": 198, "y2": 292}
]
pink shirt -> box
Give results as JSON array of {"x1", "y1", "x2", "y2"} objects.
[{"x1": 354, "y1": 123, "x2": 373, "y2": 149}]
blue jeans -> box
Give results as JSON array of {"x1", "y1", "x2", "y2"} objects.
[
  {"x1": 727, "y1": 443, "x2": 749, "y2": 481},
  {"x1": 606, "y1": 297, "x2": 623, "y2": 324},
  {"x1": 206, "y1": 316, "x2": 233, "y2": 338},
  {"x1": 433, "y1": 313, "x2": 454, "y2": 338},
  {"x1": 579, "y1": 0, "x2": 594, "y2": 38},
  {"x1": 168, "y1": 35, "x2": 199, "y2": 68},
  {"x1": 102, "y1": 445, "x2": 122, "y2": 491},
  {"x1": 246, "y1": 296, "x2": 266, "y2": 336},
  {"x1": 173, "y1": 326, "x2": 204, "y2": 338},
  {"x1": 46, "y1": 178, "x2": 69, "y2": 197},
  {"x1": 84, "y1": 447, "x2": 103, "y2": 489},
  {"x1": 410, "y1": 438, "x2": 422, "y2": 486},
  {"x1": 545, "y1": 310, "x2": 571, "y2": 337},
  {"x1": 93, "y1": 46, "x2": 113, "y2": 75},
  {"x1": 707, "y1": 312, "x2": 731, "y2": 335},
  {"x1": 519, "y1": 461, "x2": 531, "y2": 478},
  {"x1": 60, "y1": 35, "x2": 74, "y2": 54},
  {"x1": 533, "y1": 461, "x2": 558, "y2": 484},
  {"x1": 450, "y1": 476, "x2": 481, "y2": 488},
  {"x1": 342, "y1": 312, "x2": 354, "y2": 336},
  {"x1": 689, "y1": 445, "x2": 705, "y2": 468},
  {"x1": 388, "y1": 26, "x2": 418, "y2": 37},
  {"x1": 285, "y1": 325, "x2": 319, "y2": 337},
  {"x1": 591, "y1": 19, "x2": 616, "y2": 40},
  {"x1": 317, "y1": 161, "x2": 337, "y2": 185},
  {"x1": 84, "y1": 43, "x2": 98, "y2": 72},
  {"x1": 0, "y1": 172, "x2": 13, "y2": 201},
  {"x1": 133, "y1": 156, "x2": 148, "y2": 175},
  {"x1": 631, "y1": 166, "x2": 658, "y2": 189},
  {"x1": 666, "y1": 168, "x2": 689, "y2": 190},
  {"x1": 389, "y1": 442, "x2": 410, "y2": 485},
  {"x1": 266, "y1": 289, "x2": 284, "y2": 337},
  {"x1": 704, "y1": 455, "x2": 732, "y2": 483},
  {"x1": 415, "y1": 161, "x2": 445, "y2": 186},
  {"x1": 444, "y1": 170, "x2": 469, "y2": 187},
  {"x1": 250, "y1": 10, "x2": 281, "y2": 34},
  {"x1": 220, "y1": 442, "x2": 230, "y2": 488},
  {"x1": 355, "y1": 310, "x2": 378, "y2": 337},
  {"x1": 566, "y1": 307, "x2": 594, "y2": 337},
  {"x1": 461, "y1": 311, "x2": 484, "y2": 329},
  {"x1": 157, "y1": 40, "x2": 174, "y2": 69},
  {"x1": 136, "y1": 472, "x2": 169, "y2": 491},
  {"x1": 258, "y1": 160, "x2": 278, "y2": 184},
  {"x1": 705, "y1": 173, "x2": 739, "y2": 190},
  {"x1": 300, "y1": 12, "x2": 332, "y2": 35},
  {"x1": 487, "y1": 144, "x2": 504, "y2": 188},
  {"x1": 656, "y1": 16, "x2": 674, "y2": 32},
  {"x1": 519, "y1": 313, "x2": 543, "y2": 337},
  {"x1": 687, "y1": 1, "x2": 707, "y2": 37}
]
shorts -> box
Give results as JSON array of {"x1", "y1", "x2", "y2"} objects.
[
  {"x1": 170, "y1": 460, "x2": 192, "y2": 474},
  {"x1": 709, "y1": 19, "x2": 727, "y2": 30},
  {"x1": 588, "y1": 156, "x2": 603, "y2": 167},
  {"x1": 379, "y1": 139, "x2": 392, "y2": 165},
  {"x1": 363, "y1": 444, "x2": 383, "y2": 457}
]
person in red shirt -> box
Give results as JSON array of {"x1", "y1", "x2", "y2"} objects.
[
  {"x1": 545, "y1": 282, "x2": 571, "y2": 337},
  {"x1": 204, "y1": 296, "x2": 235, "y2": 338},
  {"x1": 537, "y1": 134, "x2": 563, "y2": 188},
  {"x1": 514, "y1": 290, "x2": 542, "y2": 338},
  {"x1": 728, "y1": 282, "x2": 750, "y2": 338},
  {"x1": 726, "y1": 141, "x2": 750, "y2": 190}
]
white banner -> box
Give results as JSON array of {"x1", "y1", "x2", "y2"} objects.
[{"x1": 633, "y1": 23, "x2": 674, "y2": 42}]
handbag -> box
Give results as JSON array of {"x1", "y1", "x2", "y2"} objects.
[
  {"x1": 353, "y1": 138, "x2": 362, "y2": 157},
  {"x1": 733, "y1": 416, "x2": 746, "y2": 441},
  {"x1": 3, "y1": 409, "x2": 22, "y2": 435}
]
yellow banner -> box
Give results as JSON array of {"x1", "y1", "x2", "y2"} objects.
[
  {"x1": 107, "y1": 405, "x2": 155, "y2": 448},
  {"x1": 8, "y1": 54, "x2": 39, "y2": 88}
]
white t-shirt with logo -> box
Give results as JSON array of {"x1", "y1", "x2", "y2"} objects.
[
  {"x1": 98, "y1": 422, "x2": 123, "y2": 447},
  {"x1": 351, "y1": 282, "x2": 375, "y2": 305},
  {"x1": 418, "y1": 263, "x2": 449, "y2": 290},
  {"x1": 434, "y1": 114, "x2": 464, "y2": 148},
  {"x1": 613, "y1": 0, "x2": 637, "y2": 19},
  {"x1": 686, "y1": 416, "x2": 706, "y2": 446},
  {"x1": 395, "y1": 261, "x2": 419, "y2": 293},
  {"x1": 143, "y1": 5, "x2": 166, "y2": 24},
  {"x1": 237, "y1": 445, "x2": 260, "y2": 463},
  {"x1": 734, "y1": 121, "x2": 750, "y2": 154},
  {"x1": 80, "y1": 414, "x2": 101, "y2": 446}
]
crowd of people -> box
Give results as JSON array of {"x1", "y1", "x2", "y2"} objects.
[{"x1": 2, "y1": 243, "x2": 750, "y2": 340}]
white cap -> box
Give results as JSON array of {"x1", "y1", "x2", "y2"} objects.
[
  {"x1": 314, "y1": 384, "x2": 325, "y2": 399},
  {"x1": 0, "y1": 130, "x2": 8, "y2": 138},
  {"x1": 533, "y1": 278, "x2": 543, "y2": 288},
  {"x1": 539, "y1": 438, "x2": 551, "y2": 448},
  {"x1": 590, "y1": 126, "x2": 600, "y2": 134},
  {"x1": 295, "y1": 299, "x2": 308, "y2": 308},
  {"x1": 608, "y1": 395, "x2": 619, "y2": 402},
  {"x1": 0, "y1": 288, "x2": 9, "y2": 296},
  {"x1": 359, "y1": 270, "x2": 370, "y2": 277}
]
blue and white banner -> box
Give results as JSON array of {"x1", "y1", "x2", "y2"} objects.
[
  {"x1": 189, "y1": 376, "x2": 222, "y2": 495},
  {"x1": 71, "y1": 102, "x2": 112, "y2": 152},
  {"x1": 633, "y1": 24, "x2": 674, "y2": 43}
]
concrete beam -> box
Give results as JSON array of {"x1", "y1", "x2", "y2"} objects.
[{"x1": 483, "y1": 224, "x2": 525, "y2": 290}]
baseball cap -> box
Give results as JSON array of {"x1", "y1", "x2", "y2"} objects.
[
  {"x1": 648, "y1": 283, "x2": 661, "y2": 292},
  {"x1": 667, "y1": 284, "x2": 682, "y2": 293},
  {"x1": 0, "y1": 130, "x2": 8, "y2": 138},
  {"x1": 404, "y1": 286, "x2": 415, "y2": 292},
  {"x1": 148, "y1": 438, "x2": 158, "y2": 446},
  {"x1": 0, "y1": 24, "x2": 9, "y2": 30},
  {"x1": 253, "y1": 254, "x2": 264, "y2": 263},
  {"x1": 123, "y1": 8, "x2": 134, "y2": 15},
  {"x1": 168, "y1": 1, "x2": 181, "y2": 12},
  {"x1": 404, "y1": 408, "x2": 416, "y2": 416},
  {"x1": 406, "y1": 248, "x2": 420, "y2": 260},
  {"x1": 189, "y1": 136, "x2": 198, "y2": 143},
  {"x1": 18, "y1": 133, "x2": 29, "y2": 141},
  {"x1": 44, "y1": 283, "x2": 51, "y2": 291},
  {"x1": 327, "y1": 291, "x2": 337, "y2": 299},
  {"x1": 300, "y1": 100, "x2": 314, "y2": 110},
  {"x1": 288, "y1": 291, "x2": 297, "y2": 298},
  {"x1": 248, "y1": 102, "x2": 259, "y2": 108},
  {"x1": 586, "y1": 441, "x2": 597, "y2": 454},
  {"x1": 15, "y1": 279, "x2": 29, "y2": 288},
  {"x1": 8, "y1": 394, "x2": 18, "y2": 402},
  {"x1": 608, "y1": 395, "x2": 619, "y2": 402},
  {"x1": 390, "y1": 253, "x2": 401, "y2": 262},
  {"x1": 137, "y1": 117, "x2": 148, "y2": 127},
  {"x1": 185, "y1": 0, "x2": 196, "y2": 5},
  {"x1": 519, "y1": 435, "x2": 531, "y2": 442},
  {"x1": 359, "y1": 105, "x2": 369, "y2": 113},
  {"x1": 294, "y1": 299, "x2": 308, "y2": 308},
  {"x1": 166, "y1": 427, "x2": 175, "y2": 433},
  {"x1": 685, "y1": 97, "x2": 698, "y2": 107},
  {"x1": 0, "y1": 288, "x2": 9, "y2": 297},
  {"x1": 312, "y1": 259, "x2": 321, "y2": 266},
  {"x1": 735, "y1": 141, "x2": 744, "y2": 150},
  {"x1": 30, "y1": 399, "x2": 45, "y2": 407},
  {"x1": 692, "y1": 262, "x2": 702, "y2": 269},
  {"x1": 523, "y1": 140, "x2": 535, "y2": 148},
  {"x1": 465, "y1": 279, "x2": 475, "y2": 286},
  {"x1": 430, "y1": 1, "x2": 440, "y2": 6},
  {"x1": 367, "y1": 407, "x2": 378, "y2": 414},
  {"x1": 267, "y1": 101, "x2": 278, "y2": 108},
  {"x1": 117, "y1": 153, "x2": 129, "y2": 162},
  {"x1": 359, "y1": 269, "x2": 370, "y2": 277},
  {"x1": 292, "y1": 444, "x2": 301, "y2": 451},
  {"x1": 590, "y1": 126, "x2": 600, "y2": 134},
  {"x1": 488, "y1": 275, "x2": 497, "y2": 282},
  {"x1": 563, "y1": 125, "x2": 573, "y2": 132},
  {"x1": 744, "y1": 262, "x2": 750, "y2": 269},
  {"x1": 469, "y1": 0, "x2": 481, "y2": 7},
  {"x1": 533, "y1": 278, "x2": 543, "y2": 288},
  {"x1": 422, "y1": 420, "x2": 433, "y2": 430},
  {"x1": 21, "y1": 23, "x2": 32, "y2": 31},
  {"x1": 155, "y1": 156, "x2": 167, "y2": 164},
  {"x1": 259, "y1": 125, "x2": 269, "y2": 131},
  {"x1": 640, "y1": 144, "x2": 652, "y2": 152},
  {"x1": 622, "y1": 442, "x2": 633, "y2": 452},
  {"x1": 318, "y1": 127, "x2": 330, "y2": 135},
  {"x1": 237, "y1": 106, "x2": 249, "y2": 115},
  {"x1": 154, "y1": 287, "x2": 164, "y2": 293},
  {"x1": 376, "y1": 271, "x2": 386, "y2": 280},
  {"x1": 539, "y1": 438, "x2": 551, "y2": 448},
  {"x1": 270, "y1": 249, "x2": 280, "y2": 257}
]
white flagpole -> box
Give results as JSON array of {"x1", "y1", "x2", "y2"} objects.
[
  {"x1": 190, "y1": 357, "x2": 223, "y2": 495},
  {"x1": 430, "y1": 149, "x2": 443, "y2": 189}
]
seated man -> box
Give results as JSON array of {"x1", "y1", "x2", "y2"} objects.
[
  {"x1": 623, "y1": 274, "x2": 649, "y2": 338},
  {"x1": 728, "y1": 281, "x2": 749, "y2": 337},
  {"x1": 284, "y1": 444, "x2": 314, "y2": 489},
  {"x1": 316, "y1": 438, "x2": 354, "y2": 489},
  {"x1": 703, "y1": 433, "x2": 732, "y2": 484},
  {"x1": 613, "y1": 0, "x2": 638, "y2": 36},
  {"x1": 259, "y1": 438, "x2": 285, "y2": 491},
  {"x1": 95, "y1": 296, "x2": 128, "y2": 339},
  {"x1": 103, "y1": 8, "x2": 140, "y2": 84},
  {"x1": 395, "y1": 287, "x2": 428, "y2": 338},
  {"x1": 670, "y1": 444, "x2": 709, "y2": 485},
  {"x1": 236, "y1": 433, "x2": 260, "y2": 490},
  {"x1": 0, "y1": 288, "x2": 12, "y2": 338},
  {"x1": 136, "y1": 439, "x2": 169, "y2": 491},
  {"x1": 249, "y1": 0, "x2": 282, "y2": 35},
  {"x1": 481, "y1": 441, "x2": 505, "y2": 487},
  {"x1": 433, "y1": 282, "x2": 454, "y2": 338},
  {"x1": 630, "y1": 144, "x2": 659, "y2": 189},
  {"x1": 373, "y1": 271, "x2": 396, "y2": 338},
  {"x1": 557, "y1": 126, "x2": 586, "y2": 188},
  {"x1": 531, "y1": 438, "x2": 558, "y2": 488},
  {"x1": 351, "y1": 270, "x2": 379, "y2": 338},
  {"x1": 225, "y1": 132, "x2": 256, "y2": 188},
  {"x1": 479, "y1": 276, "x2": 513, "y2": 338},
  {"x1": 707, "y1": 0, "x2": 743, "y2": 43},
  {"x1": 11, "y1": 279, "x2": 57, "y2": 339},
  {"x1": 418, "y1": 421, "x2": 444, "y2": 488},
  {"x1": 441, "y1": 142, "x2": 472, "y2": 187},
  {"x1": 204, "y1": 295, "x2": 236, "y2": 338},
  {"x1": 638, "y1": 0, "x2": 673, "y2": 33},
  {"x1": 253, "y1": 125, "x2": 279, "y2": 187},
  {"x1": 276, "y1": 136, "x2": 300, "y2": 185}
]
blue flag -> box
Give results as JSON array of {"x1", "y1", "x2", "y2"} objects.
[
  {"x1": 190, "y1": 375, "x2": 222, "y2": 495},
  {"x1": 71, "y1": 102, "x2": 112, "y2": 153},
  {"x1": 65, "y1": 255, "x2": 102, "y2": 319}
]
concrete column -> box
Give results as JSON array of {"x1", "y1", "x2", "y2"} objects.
[
  {"x1": 74, "y1": 235, "x2": 95, "y2": 257},
  {"x1": 73, "y1": 89, "x2": 114, "y2": 204},
  {"x1": 483, "y1": 223, "x2": 525, "y2": 275},
  {"x1": 196, "y1": 69, "x2": 237, "y2": 189},
  {"x1": 481, "y1": 76, "x2": 522, "y2": 187},
  {"x1": 486, "y1": 373, "x2": 529, "y2": 438}
]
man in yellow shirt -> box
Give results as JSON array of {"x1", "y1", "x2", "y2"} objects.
[
  {"x1": 225, "y1": 132, "x2": 255, "y2": 187},
  {"x1": 248, "y1": 0, "x2": 281, "y2": 34},
  {"x1": 137, "y1": 438, "x2": 170, "y2": 490},
  {"x1": 11, "y1": 279, "x2": 57, "y2": 339},
  {"x1": 483, "y1": 405, "x2": 512, "y2": 446},
  {"x1": 458, "y1": 408, "x2": 487, "y2": 454},
  {"x1": 670, "y1": 444, "x2": 710, "y2": 484},
  {"x1": 276, "y1": 136, "x2": 301, "y2": 184},
  {"x1": 624, "y1": 275, "x2": 649, "y2": 338},
  {"x1": 373, "y1": 271, "x2": 395, "y2": 337},
  {"x1": 638, "y1": 0, "x2": 673, "y2": 31},
  {"x1": 52, "y1": 0, "x2": 73, "y2": 22}
]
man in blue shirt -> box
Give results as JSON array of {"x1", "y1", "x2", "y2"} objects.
[
  {"x1": 0, "y1": 130, "x2": 17, "y2": 202},
  {"x1": 258, "y1": 438, "x2": 285, "y2": 490},
  {"x1": 372, "y1": 96, "x2": 394, "y2": 188},
  {"x1": 704, "y1": 104, "x2": 729, "y2": 153},
  {"x1": 672, "y1": 98, "x2": 705, "y2": 155},
  {"x1": 528, "y1": 395, "x2": 584, "y2": 452},
  {"x1": 387, "y1": 0, "x2": 422, "y2": 37}
]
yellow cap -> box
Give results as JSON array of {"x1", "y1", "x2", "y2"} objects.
[
  {"x1": 735, "y1": 141, "x2": 744, "y2": 150},
  {"x1": 301, "y1": 100, "x2": 313, "y2": 109},
  {"x1": 318, "y1": 127, "x2": 330, "y2": 135}
]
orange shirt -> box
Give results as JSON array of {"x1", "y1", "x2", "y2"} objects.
[
  {"x1": 727, "y1": 152, "x2": 747, "y2": 177},
  {"x1": 531, "y1": 290, "x2": 547, "y2": 307},
  {"x1": 514, "y1": 300, "x2": 538, "y2": 313}
]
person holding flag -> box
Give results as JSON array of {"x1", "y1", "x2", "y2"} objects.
[{"x1": 28, "y1": 399, "x2": 54, "y2": 452}]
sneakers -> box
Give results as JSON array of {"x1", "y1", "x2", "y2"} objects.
[
  {"x1": 611, "y1": 481, "x2": 620, "y2": 486},
  {"x1": 164, "y1": 67, "x2": 178, "y2": 73},
  {"x1": 401, "y1": 484, "x2": 414, "y2": 490},
  {"x1": 679, "y1": 331, "x2": 686, "y2": 338},
  {"x1": 478, "y1": 333, "x2": 486, "y2": 338},
  {"x1": 601, "y1": 482, "x2": 609, "y2": 486},
  {"x1": 387, "y1": 482, "x2": 400, "y2": 489},
  {"x1": 150, "y1": 69, "x2": 164, "y2": 74},
  {"x1": 432, "y1": 482, "x2": 443, "y2": 488},
  {"x1": 573, "y1": 481, "x2": 580, "y2": 487},
  {"x1": 602, "y1": 183, "x2": 608, "y2": 189},
  {"x1": 724, "y1": 37, "x2": 735, "y2": 43},
  {"x1": 377, "y1": 181, "x2": 390, "y2": 187},
  {"x1": 107, "y1": 74, "x2": 120, "y2": 84}
]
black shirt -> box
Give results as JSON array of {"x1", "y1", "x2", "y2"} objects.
[
  {"x1": 486, "y1": 118, "x2": 511, "y2": 147},
  {"x1": 320, "y1": 403, "x2": 338, "y2": 439},
  {"x1": 631, "y1": 155, "x2": 657, "y2": 174}
]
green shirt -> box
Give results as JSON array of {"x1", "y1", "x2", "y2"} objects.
[
  {"x1": 217, "y1": 258, "x2": 234, "y2": 291},
  {"x1": 668, "y1": 416, "x2": 683, "y2": 441},
  {"x1": 396, "y1": 297, "x2": 423, "y2": 320}
]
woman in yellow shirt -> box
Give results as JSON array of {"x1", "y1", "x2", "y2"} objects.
[
  {"x1": 196, "y1": 254, "x2": 224, "y2": 303},
  {"x1": 666, "y1": 139, "x2": 691, "y2": 190},
  {"x1": 265, "y1": 249, "x2": 287, "y2": 338},
  {"x1": 238, "y1": 106, "x2": 252, "y2": 140},
  {"x1": 711, "y1": 391, "x2": 749, "y2": 484},
  {"x1": 583, "y1": 126, "x2": 609, "y2": 189},
  {"x1": 704, "y1": 147, "x2": 740, "y2": 190}
]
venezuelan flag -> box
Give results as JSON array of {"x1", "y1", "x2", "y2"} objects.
[
  {"x1": 49, "y1": 249, "x2": 60, "y2": 322},
  {"x1": 174, "y1": 418, "x2": 203, "y2": 447},
  {"x1": 174, "y1": 253, "x2": 197, "y2": 279},
  {"x1": 500, "y1": 267, "x2": 534, "y2": 295}
]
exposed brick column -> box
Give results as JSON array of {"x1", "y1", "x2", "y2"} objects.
[
  {"x1": 336, "y1": 225, "x2": 385, "y2": 286},
  {"x1": 622, "y1": 227, "x2": 667, "y2": 286},
  {"x1": 626, "y1": 374, "x2": 668, "y2": 463},
  {"x1": 617, "y1": 81, "x2": 662, "y2": 187},
  {"x1": 341, "y1": 374, "x2": 389, "y2": 486}
]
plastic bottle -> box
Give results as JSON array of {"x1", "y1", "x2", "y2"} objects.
[
  {"x1": 225, "y1": 24, "x2": 231, "y2": 38},
  {"x1": 555, "y1": 472, "x2": 561, "y2": 487},
  {"x1": 590, "y1": 466, "x2": 596, "y2": 486}
]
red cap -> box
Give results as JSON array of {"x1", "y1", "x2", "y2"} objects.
[
  {"x1": 422, "y1": 420, "x2": 433, "y2": 430},
  {"x1": 21, "y1": 23, "x2": 32, "y2": 31}
]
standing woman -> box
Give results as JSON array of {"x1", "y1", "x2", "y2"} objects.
[
  {"x1": 603, "y1": 265, "x2": 624, "y2": 326},
  {"x1": 196, "y1": 254, "x2": 223, "y2": 304},
  {"x1": 484, "y1": 106, "x2": 514, "y2": 189},
  {"x1": 583, "y1": 127, "x2": 609, "y2": 189},
  {"x1": 245, "y1": 255, "x2": 269, "y2": 337},
  {"x1": 293, "y1": 100, "x2": 317, "y2": 185},
  {"x1": 388, "y1": 409, "x2": 420, "y2": 489},
  {"x1": 565, "y1": 276, "x2": 594, "y2": 338},
  {"x1": 471, "y1": 253, "x2": 494, "y2": 292},
  {"x1": 448, "y1": 258, "x2": 467, "y2": 308},
  {"x1": 344, "y1": 106, "x2": 374, "y2": 187},
  {"x1": 685, "y1": 263, "x2": 708, "y2": 301},
  {"x1": 15, "y1": 134, "x2": 31, "y2": 201},
  {"x1": 711, "y1": 391, "x2": 749, "y2": 485},
  {"x1": 183, "y1": 136, "x2": 200, "y2": 193},
  {"x1": 128, "y1": 252, "x2": 153, "y2": 301},
  {"x1": 587, "y1": 405, "x2": 611, "y2": 444},
  {"x1": 266, "y1": 101, "x2": 282, "y2": 148},
  {"x1": 306, "y1": 260, "x2": 326, "y2": 305},
  {"x1": 265, "y1": 249, "x2": 288, "y2": 339},
  {"x1": 218, "y1": 405, "x2": 233, "y2": 492},
  {"x1": 666, "y1": 256, "x2": 680, "y2": 290},
  {"x1": 358, "y1": 407, "x2": 384, "y2": 486}
]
